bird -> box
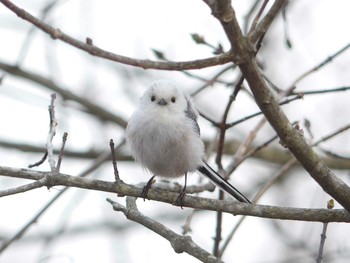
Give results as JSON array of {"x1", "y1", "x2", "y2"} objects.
[{"x1": 125, "y1": 79, "x2": 250, "y2": 205}]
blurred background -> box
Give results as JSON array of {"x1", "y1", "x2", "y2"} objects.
[{"x1": 1, "y1": 0, "x2": 350, "y2": 262}]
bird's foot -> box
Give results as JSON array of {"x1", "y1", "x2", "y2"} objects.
[
  {"x1": 175, "y1": 190, "x2": 186, "y2": 209},
  {"x1": 141, "y1": 175, "x2": 156, "y2": 200}
]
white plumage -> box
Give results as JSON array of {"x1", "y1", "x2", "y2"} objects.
[{"x1": 126, "y1": 79, "x2": 250, "y2": 203}]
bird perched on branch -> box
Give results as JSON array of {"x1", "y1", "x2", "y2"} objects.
[{"x1": 126, "y1": 79, "x2": 250, "y2": 205}]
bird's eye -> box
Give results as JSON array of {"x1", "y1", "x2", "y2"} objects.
[
  {"x1": 151, "y1": 95, "x2": 156, "y2": 102},
  {"x1": 171, "y1": 97, "x2": 176, "y2": 103}
]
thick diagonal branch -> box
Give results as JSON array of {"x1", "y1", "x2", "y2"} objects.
[{"x1": 204, "y1": 0, "x2": 350, "y2": 211}]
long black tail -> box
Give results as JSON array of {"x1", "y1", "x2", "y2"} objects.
[{"x1": 197, "y1": 161, "x2": 251, "y2": 203}]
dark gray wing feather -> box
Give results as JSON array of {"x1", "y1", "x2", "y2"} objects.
[
  {"x1": 198, "y1": 161, "x2": 251, "y2": 203},
  {"x1": 184, "y1": 96, "x2": 200, "y2": 135}
]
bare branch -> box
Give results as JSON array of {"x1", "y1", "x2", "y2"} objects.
[
  {"x1": 0, "y1": 166, "x2": 349, "y2": 222},
  {"x1": 47, "y1": 93, "x2": 57, "y2": 171},
  {"x1": 56, "y1": 132, "x2": 68, "y2": 172},
  {"x1": 205, "y1": 0, "x2": 350, "y2": 212},
  {"x1": 1, "y1": 0, "x2": 236, "y2": 71},
  {"x1": 0, "y1": 61, "x2": 128, "y2": 127},
  {"x1": 28, "y1": 151, "x2": 48, "y2": 168},
  {"x1": 215, "y1": 80, "x2": 242, "y2": 168},
  {"x1": 248, "y1": 0, "x2": 270, "y2": 33},
  {"x1": 316, "y1": 200, "x2": 334, "y2": 263},
  {"x1": 109, "y1": 139, "x2": 120, "y2": 181},
  {"x1": 292, "y1": 42, "x2": 350, "y2": 87},
  {"x1": 225, "y1": 94, "x2": 303, "y2": 128},
  {"x1": 313, "y1": 123, "x2": 350, "y2": 146},
  {"x1": 107, "y1": 197, "x2": 223, "y2": 263},
  {"x1": 249, "y1": 0, "x2": 288, "y2": 43},
  {"x1": 230, "y1": 117, "x2": 268, "y2": 172},
  {"x1": 0, "y1": 140, "x2": 116, "y2": 160},
  {"x1": 0, "y1": 140, "x2": 124, "y2": 254},
  {"x1": 294, "y1": 86, "x2": 350, "y2": 96},
  {"x1": 182, "y1": 209, "x2": 198, "y2": 235},
  {"x1": 190, "y1": 65, "x2": 234, "y2": 96},
  {"x1": 242, "y1": 0, "x2": 261, "y2": 34},
  {"x1": 0, "y1": 177, "x2": 48, "y2": 197},
  {"x1": 316, "y1": 222, "x2": 329, "y2": 263}
]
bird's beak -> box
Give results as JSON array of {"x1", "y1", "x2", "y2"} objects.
[{"x1": 158, "y1": 98, "x2": 167, "y2": 106}]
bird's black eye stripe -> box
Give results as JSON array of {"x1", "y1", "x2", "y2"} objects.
[
  {"x1": 151, "y1": 95, "x2": 156, "y2": 102},
  {"x1": 171, "y1": 97, "x2": 176, "y2": 103}
]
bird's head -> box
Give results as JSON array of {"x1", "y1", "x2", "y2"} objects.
[{"x1": 140, "y1": 79, "x2": 188, "y2": 115}]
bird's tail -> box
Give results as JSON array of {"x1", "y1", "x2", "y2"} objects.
[{"x1": 197, "y1": 161, "x2": 251, "y2": 203}]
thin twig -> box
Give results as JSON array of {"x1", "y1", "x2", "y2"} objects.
[
  {"x1": 213, "y1": 190, "x2": 224, "y2": 257},
  {"x1": 248, "y1": 0, "x2": 270, "y2": 34},
  {"x1": 316, "y1": 200, "x2": 334, "y2": 263},
  {"x1": 313, "y1": 123, "x2": 350, "y2": 146},
  {"x1": 291, "y1": 42, "x2": 350, "y2": 87},
  {"x1": 181, "y1": 69, "x2": 231, "y2": 87},
  {"x1": 316, "y1": 222, "x2": 329, "y2": 263},
  {"x1": 56, "y1": 132, "x2": 68, "y2": 172},
  {"x1": 28, "y1": 151, "x2": 48, "y2": 168},
  {"x1": 230, "y1": 134, "x2": 279, "y2": 174},
  {"x1": 243, "y1": 0, "x2": 261, "y2": 34},
  {"x1": 293, "y1": 86, "x2": 350, "y2": 96},
  {"x1": 282, "y1": 2, "x2": 292, "y2": 48},
  {"x1": 249, "y1": 0, "x2": 288, "y2": 43},
  {"x1": 27, "y1": 94, "x2": 58, "y2": 170},
  {"x1": 182, "y1": 210, "x2": 197, "y2": 235},
  {"x1": 228, "y1": 120, "x2": 296, "y2": 174},
  {"x1": 47, "y1": 93, "x2": 57, "y2": 171},
  {"x1": 198, "y1": 111, "x2": 219, "y2": 126},
  {"x1": 109, "y1": 139, "x2": 120, "y2": 181},
  {"x1": 231, "y1": 117, "x2": 267, "y2": 171},
  {"x1": 216, "y1": 77, "x2": 244, "y2": 168},
  {"x1": 191, "y1": 65, "x2": 234, "y2": 96},
  {"x1": 225, "y1": 94, "x2": 303, "y2": 128},
  {"x1": 317, "y1": 148, "x2": 350, "y2": 160}
]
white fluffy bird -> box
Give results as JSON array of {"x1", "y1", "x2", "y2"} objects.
[{"x1": 126, "y1": 79, "x2": 250, "y2": 204}]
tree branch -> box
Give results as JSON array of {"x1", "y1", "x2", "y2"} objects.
[
  {"x1": 0, "y1": 166, "x2": 349, "y2": 222},
  {"x1": 0, "y1": 178, "x2": 48, "y2": 197},
  {"x1": 47, "y1": 93, "x2": 57, "y2": 171},
  {"x1": 107, "y1": 197, "x2": 223, "y2": 263},
  {"x1": 205, "y1": 0, "x2": 350, "y2": 212},
  {"x1": 0, "y1": 0, "x2": 236, "y2": 71},
  {"x1": 249, "y1": 0, "x2": 288, "y2": 42},
  {"x1": 0, "y1": 148, "x2": 116, "y2": 254},
  {"x1": 0, "y1": 60, "x2": 128, "y2": 127},
  {"x1": 3, "y1": 135, "x2": 350, "y2": 170},
  {"x1": 291, "y1": 42, "x2": 350, "y2": 87}
]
